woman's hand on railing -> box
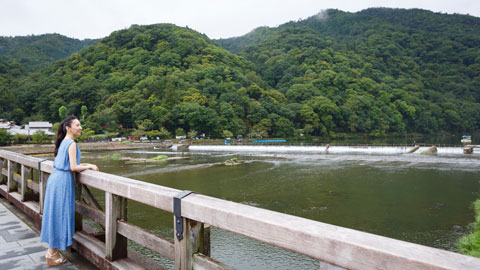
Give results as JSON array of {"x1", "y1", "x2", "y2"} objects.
[
  {"x1": 80, "y1": 163, "x2": 99, "y2": 171},
  {"x1": 87, "y1": 164, "x2": 99, "y2": 171}
]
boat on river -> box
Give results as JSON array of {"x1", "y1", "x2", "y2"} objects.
[{"x1": 461, "y1": 135, "x2": 472, "y2": 144}]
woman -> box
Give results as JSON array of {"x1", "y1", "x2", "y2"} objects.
[{"x1": 40, "y1": 115, "x2": 99, "y2": 266}]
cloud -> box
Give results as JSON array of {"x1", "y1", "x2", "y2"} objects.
[{"x1": 314, "y1": 10, "x2": 329, "y2": 22}]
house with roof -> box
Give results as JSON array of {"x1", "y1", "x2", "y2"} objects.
[
  {"x1": 5, "y1": 121, "x2": 55, "y2": 136},
  {"x1": 27, "y1": 122, "x2": 53, "y2": 134},
  {"x1": 0, "y1": 120, "x2": 16, "y2": 131}
]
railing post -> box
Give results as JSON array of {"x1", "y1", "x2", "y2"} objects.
[
  {"x1": 39, "y1": 169, "x2": 47, "y2": 215},
  {"x1": 7, "y1": 160, "x2": 15, "y2": 192},
  {"x1": 174, "y1": 218, "x2": 208, "y2": 270},
  {"x1": 105, "y1": 192, "x2": 128, "y2": 261},
  {"x1": 22, "y1": 166, "x2": 36, "y2": 202},
  {"x1": 7, "y1": 160, "x2": 11, "y2": 191},
  {"x1": 21, "y1": 164, "x2": 26, "y2": 201},
  {"x1": 75, "y1": 179, "x2": 83, "y2": 231},
  {"x1": 203, "y1": 224, "x2": 211, "y2": 257},
  {"x1": 0, "y1": 158, "x2": 4, "y2": 184}
]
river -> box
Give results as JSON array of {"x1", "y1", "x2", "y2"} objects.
[{"x1": 81, "y1": 145, "x2": 480, "y2": 269}]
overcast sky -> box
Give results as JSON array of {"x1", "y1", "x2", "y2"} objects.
[{"x1": 1, "y1": 0, "x2": 478, "y2": 40}]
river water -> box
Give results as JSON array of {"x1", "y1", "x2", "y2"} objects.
[{"x1": 81, "y1": 145, "x2": 480, "y2": 269}]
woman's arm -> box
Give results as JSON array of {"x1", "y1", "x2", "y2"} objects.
[{"x1": 68, "y1": 143, "x2": 99, "y2": 172}]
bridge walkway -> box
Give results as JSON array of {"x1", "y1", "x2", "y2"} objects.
[{"x1": 0, "y1": 198, "x2": 95, "y2": 270}]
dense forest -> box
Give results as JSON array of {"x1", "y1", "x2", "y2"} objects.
[
  {"x1": 0, "y1": 34, "x2": 95, "y2": 123},
  {"x1": 1, "y1": 8, "x2": 479, "y2": 138},
  {"x1": 0, "y1": 34, "x2": 95, "y2": 72},
  {"x1": 218, "y1": 8, "x2": 480, "y2": 135}
]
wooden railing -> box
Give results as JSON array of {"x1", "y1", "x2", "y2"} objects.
[{"x1": 1, "y1": 149, "x2": 480, "y2": 270}]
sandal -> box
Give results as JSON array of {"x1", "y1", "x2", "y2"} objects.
[{"x1": 46, "y1": 249, "x2": 66, "y2": 266}]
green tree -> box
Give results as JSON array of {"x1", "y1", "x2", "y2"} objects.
[
  {"x1": 175, "y1": 128, "x2": 185, "y2": 137},
  {"x1": 81, "y1": 105, "x2": 88, "y2": 121},
  {"x1": 251, "y1": 118, "x2": 272, "y2": 138},
  {"x1": 58, "y1": 106, "x2": 67, "y2": 120},
  {"x1": 187, "y1": 130, "x2": 198, "y2": 139},
  {"x1": 76, "y1": 128, "x2": 95, "y2": 142},
  {"x1": 222, "y1": 130, "x2": 233, "y2": 138},
  {"x1": 136, "y1": 119, "x2": 155, "y2": 131},
  {"x1": 172, "y1": 103, "x2": 220, "y2": 136}
]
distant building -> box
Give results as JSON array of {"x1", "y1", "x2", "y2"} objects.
[
  {"x1": 0, "y1": 120, "x2": 17, "y2": 132},
  {"x1": 6, "y1": 121, "x2": 55, "y2": 136},
  {"x1": 28, "y1": 122, "x2": 53, "y2": 133},
  {"x1": 0, "y1": 123, "x2": 12, "y2": 129}
]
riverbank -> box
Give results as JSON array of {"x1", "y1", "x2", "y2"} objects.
[{"x1": 0, "y1": 142, "x2": 158, "y2": 155}]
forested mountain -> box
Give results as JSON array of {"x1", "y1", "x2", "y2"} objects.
[
  {"x1": 0, "y1": 34, "x2": 96, "y2": 72},
  {"x1": 217, "y1": 8, "x2": 480, "y2": 135},
  {"x1": 3, "y1": 24, "x2": 275, "y2": 137},
  {"x1": 0, "y1": 34, "x2": 95, "y2": 123},
  {"x1": 2, "y1": 8, "x2": 480, "y2": 138}
]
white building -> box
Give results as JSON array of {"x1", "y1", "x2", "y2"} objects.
[
  {"x1": 27, "y1": 122, "x2": 53, "y2": 133},
  {"x1": 0, "y1": 123, "x2": 13, "y2": 129},
  {"x1": 0, "y1": 120, "x2": 17, "y2": 132},
  {"x1": 5, "y1": 121, "x2": 55, "y2": 136}
]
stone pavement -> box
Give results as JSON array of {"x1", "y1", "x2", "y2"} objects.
[{"x1": 0, "y1": 202, "x2": 78, "y2": 270}]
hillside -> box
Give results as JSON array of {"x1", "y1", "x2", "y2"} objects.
[
  {"x1": 0, "y1": 34, "x2": 96, "y2": 72},
  {"x1": 0, "y1": 34, "x2": 95, "y2": 122},
  {"x1": 218, "y1": 8, "x2": 480, "y2": 135},
  {"x1": 6, "y1": 24, "x2": 278, "y2": 138},
  {"x1": 2, "y1": 8, "x2": 480, "y2": 138}
]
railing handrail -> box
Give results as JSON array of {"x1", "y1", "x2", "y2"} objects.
[{"x1": 1, "y1": 149, "x2": 480, "y2": 270}]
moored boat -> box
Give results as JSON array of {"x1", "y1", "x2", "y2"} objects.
[{"x1": 461, "y1": 135, "x2": 471, "y2": 144}]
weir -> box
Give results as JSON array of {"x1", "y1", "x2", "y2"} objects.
[
  {"x1": 1, "y1": 149, "x2": 480, "y2": 270},
  {"x1": 189, "y1": 145, "x2": 471, "y2": 155}
]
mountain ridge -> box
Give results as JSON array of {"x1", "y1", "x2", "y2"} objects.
[
  {"x1": 0, "y1": 33, "x2": 97, "y2": 72},
  {"x1": 1, "y1": 8, "x2": 479, "y2": 137}
]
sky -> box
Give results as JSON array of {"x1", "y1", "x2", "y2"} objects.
[{"x1": 1, "y1": 0, "x2": 479, "y2": 40}]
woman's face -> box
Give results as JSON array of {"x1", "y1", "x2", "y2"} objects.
[{"x1": 67, "y1": 119, "x2": 82, "y2": 137}]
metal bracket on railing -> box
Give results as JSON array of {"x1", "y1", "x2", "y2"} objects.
[
  {"x1": 38, "y1": 159, "x2": 48, "y2": 180},
  {"x1": 174, "y1": 190, "x2": 195, "y2": 240}
]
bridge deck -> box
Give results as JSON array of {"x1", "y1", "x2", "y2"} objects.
[{"x1": 0, "y1": 199, "x2": 91, "y2": 270}]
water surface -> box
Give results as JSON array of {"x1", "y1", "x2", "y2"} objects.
[{"x1": 82, "y1": 145, "x2": 480, "y2": 269}]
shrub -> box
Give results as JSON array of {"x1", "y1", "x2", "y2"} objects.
[
  {"x1": 12, "y1": 134, "x2": 29, "y2": 144},
  {"x1": 0, "y1": 129, "x2": 11, "y2": 146},
  {"x1": 457, "y1": 199, "x2": 480, "y2": 258},
  {"x1": 32, "y1": 131, "x2": 50, "y2": 144}
]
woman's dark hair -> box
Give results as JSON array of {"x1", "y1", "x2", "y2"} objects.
[{"x1": 54, "y1": 115, "x2": 78, "y2": 156}]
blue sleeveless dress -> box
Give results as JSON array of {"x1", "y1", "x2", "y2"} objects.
[{"x1": 40, "y1": 138, "x2": 80, "y2": 250}]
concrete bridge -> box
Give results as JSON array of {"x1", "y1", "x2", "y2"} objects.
[{"x1": 1, "y1": 149, "x2": 480, "y2": 270}]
